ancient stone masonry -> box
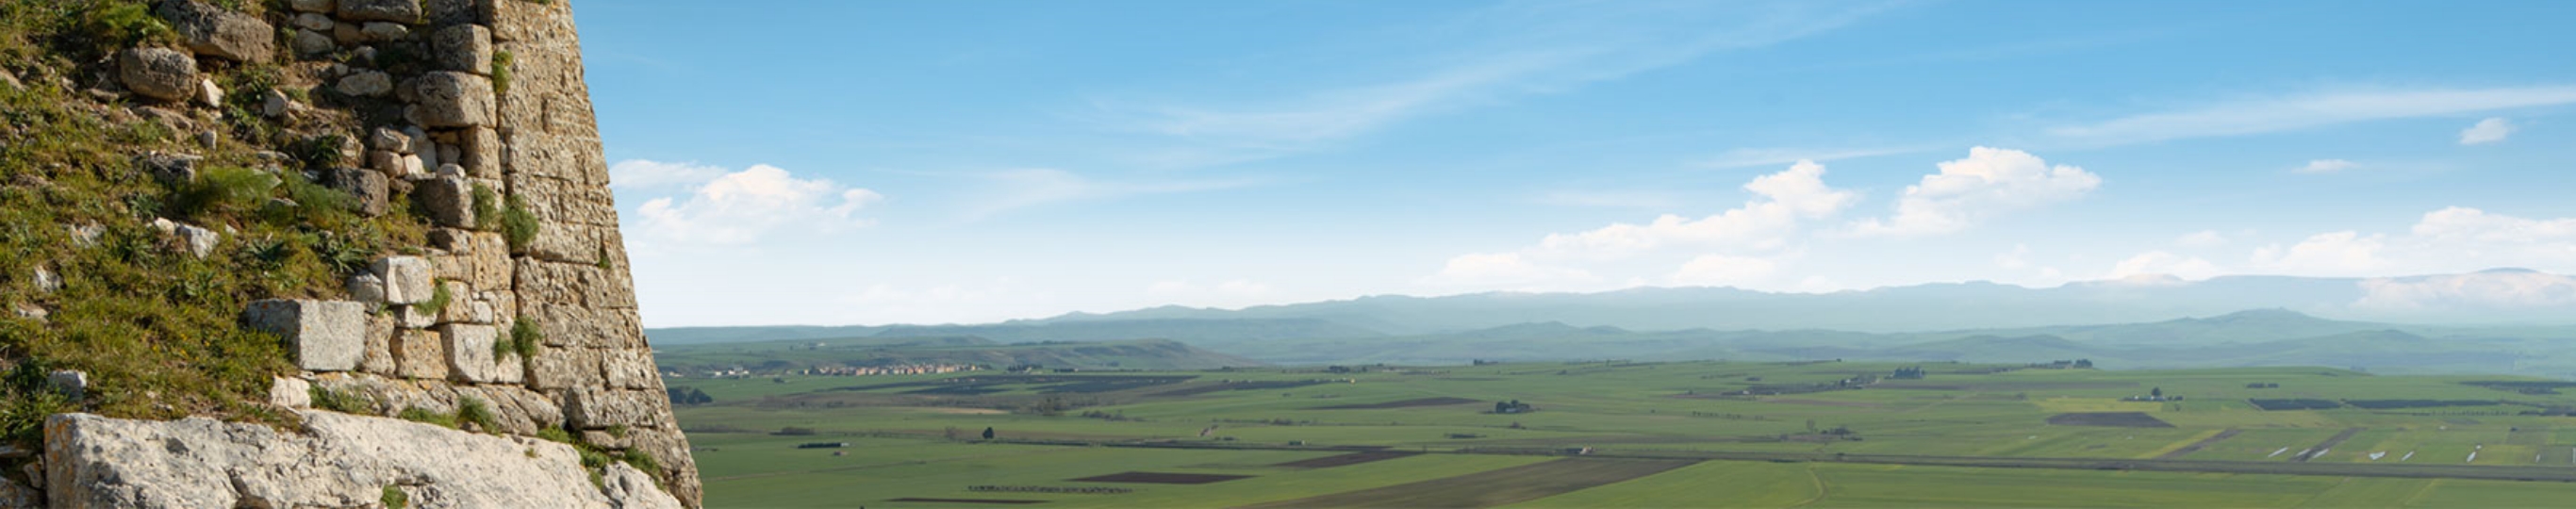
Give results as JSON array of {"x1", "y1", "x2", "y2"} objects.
[{"x1": 24, "y1": 0, "x2": 700, "y2": 507}]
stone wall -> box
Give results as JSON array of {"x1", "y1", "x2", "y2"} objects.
[{"x1": 26, "y1": 0, "x2": 701, "y2": 506}]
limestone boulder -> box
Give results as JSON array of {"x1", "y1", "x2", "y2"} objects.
[
  {"x1": 360, "y1": 312, "x2": 399, "y2": 375},
  {"x1": 43, "y1": 412, "x2": 673, "y2": 508},
  {"x1": 370, "y1": 256, "x2": 436, "y2": 304},
  {"x1": 157, "y1": 0, "x2": 274, "y2": 62},
  {"x1": 442, "y1": 323, "x2": 499, "y2": 383},
  {"x1": 394, "y1": 329, "x2": 449, "y2": 380},
  {"x1": 269, "y1": 377, "x2": 312, "y2": 408},
  {"x1": 336, "y1": 70, "x2": 391, "y2": 97},
  {"x1": 337, "y1": 0, "x2": 421, "y2": 23},
  {"x1": 243, "y1": 300, "x2": 367, "y2": 371},
  {"x1": 413, "y1": 174, "x2": 476, "y2": 227},
  {"x1": 149, "y1": 218, "x2": 219, "y2": 258},
  {"x1": 117, "y1": 47, "x2": 197, "y2": 102},
  {"x1": 566, "y1": 387, "x2": 666, "y2": 430},
  {"x1": 320, "y1": 167, "x2": 389, "y2": 217},
  {"x1": 414, "y1": 72, "x2": 496, "y2": 127},
  {"x1": 435, "y1": 25, "x2": 494, "y2": 74},
  {"x1": 289, "y1": 0, "x2": 333, "y2": 13},
  {"x1": 603, "y1": 462, "x2": 685, "y2": 509},
  {"x1": 291, "y1": 29, "x2": 335, "y2": 56}
]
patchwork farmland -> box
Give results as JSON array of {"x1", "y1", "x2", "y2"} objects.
[{"x1": 670, "y1": 361, "x2": 2576, "y2": 507}]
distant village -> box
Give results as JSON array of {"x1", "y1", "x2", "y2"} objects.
[{"x1": 669, "y1": 363, "x2": 983, "y2": 379}]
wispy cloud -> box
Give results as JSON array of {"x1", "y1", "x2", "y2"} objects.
[
  {"x1": 1095, "y1": 1, "x2": 1904, "y2": 163},
  {"x1": 963, "y1": 169, "x2": 1258, "y2": 221},
  {"x1": 2047, "y1": 86, "x2": 2576, "y2": 146},
  {"x1": 1700, "y1": 145, "x2": 1927, "y2": 169},
  {"x1": 2459, "y1": 117, "x2": 2516, "y2": 145},
  {"x1": 2295, "y1": 159, "x2": 2355, "y2": 173}
]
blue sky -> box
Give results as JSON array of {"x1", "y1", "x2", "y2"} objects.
[{"x1": 575, "y1": 0, "x2": 2576, "y2": 326}]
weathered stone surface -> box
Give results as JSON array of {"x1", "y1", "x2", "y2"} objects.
[
  {"x1": 358, "y1": 22, "x2": 408, "y2": 41},
  {"x1": 31, "y1": 267, "x2": 59, "y2": 293},
  {"x1": 0, "y1": 475, "x2": 36, "y2": 508},
  {"x1": 430, "y1": 231, "x2": 512, "y2": 290},
  {"x1": 270, "y1": 377, "x2": 312, "y2": 408},
  {"x1": 117, "y1": 47, "x2": 196, "y2": 102},
  {"x1": 436, "y1": 25, "x2": 495, "y2": 74},
  {"x1": 414, "y1": 174, "x2": 476, "y2": 227},
  {"x1": 520, "y1": 303, "x2": 641, "y2": 350},
  {"x1": 397, "y1": 304, "x2": 438, "y2": 329},
  {"x1": 625, "y1": 427, "x2": 702, "y2": 504},
  {"x1": 460, "y1": 126, "x2": 501, "y2": 178},
  {"x1": 337, "y1": 70, "x2": 391, "y2": 96},
  {"x1": 441, "y1": 323, "x2": 499, "y2": 383},
  {"x1": 260, "y1": 89, "x2": 292, "y2": 117},
  {"x1": 394, "y1": 329, "x2": 449, "y2": 380},
  {"x1": 157, "y1": 1, "x2": 274, "y2": 62},
  {"x1": 360, "y1": 311, "x2": 398, "y2": 375},
  {"x1": 320, "y1": 167, "x2": 389, "y2": 216},
  {"x1": 289, "y1": 0, "x2": 334, "y2": 13},
  {"x1": 346, "y1": 272, "x2": 387, "y2": 304},
  {"x1": 416, "y1": 72, "x2": 496, "y2": 127},
  {"x1": 493, "y1": 352, "x2": 525, "y2": 385},
  {"x1": 603, "y1": 462, "x2": 685, "y2": 509},
  {"x1": 514, "y1": 258, "x2": 635, "y2": 308},
  {"x1": 524, "y1": 346, "x2": 601, "y2": 391},
  {"x1": 291, "y1": 28, "x2": 335, "y2": 56},
  {"x1": 438, "y1": 281, "x2": 478, "y2": 323},
  {"x1": 243, "y1": 300, "x2": 366, "y2": 371},
  {"x1": 372, "y1": 126, "x2": 413, "y2": 154},
  {"x1": 525, "y1": 221, "x2": 606, "y2": 265},
  {"x1": 47, "y1": 369, "x2": 86, "y2": 401},
  {"x1": 371, "y1": 256, "x2": 436, "y2": 304},
  {"x1": 137, "y1": 151, "x2": 198, "y2": 185},
  {"x1": 565, "y1": 387, "x2": 665, "y2": 430},
  {"x1": 501, "y1": 131, "x2": 610, "y2": 185},
  {"x1": 43, "y1": 412, "x2": 677, "y2": 508},
  {"x1": 337, "y1": 0, "x2": 421, "y2": 23},
  {"x1": 193, "y1": 77, "x2": 223, "y2": 107},
  {"x1": 292, "y1": 12, "x2": 333, "y2": 31},
  {"x1": 602, "y1": 349, "x2": 658, "y2": 390},
  {"x1": 149, "y1": 218, "x2": 220, "y2": 258}
]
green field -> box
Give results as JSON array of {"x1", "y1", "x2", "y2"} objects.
[{"x1": 670, "y1": 361, "x2": 2576, "y2": 507}]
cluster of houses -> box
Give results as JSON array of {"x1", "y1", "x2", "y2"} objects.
[{"x1": 801, "y1": 364, "x2": 982, "y2": 376}]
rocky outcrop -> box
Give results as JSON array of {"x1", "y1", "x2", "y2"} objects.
[{"x1": 43, "y1": 412, "x2": 679, "y2": 508}]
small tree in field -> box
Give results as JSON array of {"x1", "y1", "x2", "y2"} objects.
[
  {"x1": 982, "y1": 427, "x2": 996, "y2": 440},
  {"x1": 2151, "y1": 386, "x2": 2163, "y2": 398}
]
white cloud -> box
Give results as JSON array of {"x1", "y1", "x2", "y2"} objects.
[
  {"x1": 2106, "y1": 251, "x2": 2222, "y2": 281},
  {"x1": 1848, "y1": 147, "x2": 2101, "y2": 238},
  {"x1": 1667, "y1": 254, "x2": 1779, "y2": 287},
  {"x1": 608, "y1": 159, "x2": 730, "y2": 189},
  {"x1": 2176, "y1": 230, "x2": 2227, "y2": 248},
  {"x1": 2251, "y1": 231, "x2": 2390, "y2": 274},
  {"x1": 2295, "y1": 159, "x2": 2355, "y2": 173},
  {"x1": 1535, "y1": 160, "x2": 1854, "y2": 258},
  {"x1": 631, "y1": 163, "x2": 882, "y2": 245},
  {"x1": 2355, "y1": 271, "x2": 2576, "y2": 310},
  {"x1": 1098, "y1": 1, "x2": 1892, "y2": 161},
  {"x1": 2459, "y1": 117, "x2": 2517, "y2": 145},
  {"x1": 1421, "y1": 253, "x2": 1598, "y2": 288},
  {"x1": 2047, "y1": 86, "x2": 2576, "y2": 146}
]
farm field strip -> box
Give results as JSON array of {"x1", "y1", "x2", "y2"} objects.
[{"x1": 1238, "y1": 458, "x2": 1699, "y2": 508}]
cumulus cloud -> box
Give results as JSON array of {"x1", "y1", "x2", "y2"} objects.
[
  {"x1": 1848, "y1": 147, "x2": 2101, "y2": 237},
  {"x1": 1422, "y1": 253, "x2": 1598, "y2": 288},
  {"x1": 2458, "y1": 117, "x2": 2516, "y2": 145},
  {"x1": 2295, "y1": 159, "x2": 2355, "y2": 173},
  {"x1": 1667, "y1": 254, "x2": 1778, "y2": 287},
  {"x1": 1534, "y1": 160, "x2": 1853, "y2": 259},
  {"x1": 609, "y1": 160, "x2": 730, "y2": 189},
  {"x1": 2355, "y1": 271, "x2": 2576, "y2": 310},
  {"x1": 630, "y1": 163, "x2": 883, "y2": 245},
  {"x1": 2106, "y1": 251, "x2": 2222, "y2": 281}
]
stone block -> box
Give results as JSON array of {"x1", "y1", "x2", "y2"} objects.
[
  {"x1": 319, "y1": 167, "x2": 388, "y2": 217},
  {"x1": 394, "y1": 329, "x2": 449, "y2": 380},
  {"x1": 117, "y1": 47, "x2": 196, "y2": 102},
  {"x1": 289, "y1": 0, "x2": 333, "y2": 13},
  {"x1": 434, "y1": 25, "x2": 494, "y2": 74},
  {"x1": 565, "y1": 387, "x2": 665, "y2": 430},
  {"x1": 269, "y1": 377, "x2": 311, "y2": 408},
  {"x1": 337, "y1": 0, "x2": 421, "y2": 23},
  {"x1": 396, "y1": 304, "x2": 438, "y2": 329},
  {"x1": 345, "y1": 272, "x2": 386, "y2": 304},
  {"x1": 524, "y1": 346, "x2": 600, "y2": 391},
  {"x1": 370, "y1": 256, "x2": 436, "y2": 304},
  {"x1": 459, "y1": 126, "x2": 500, "y2": 178},
  {"x1": 360, "y1": 312, "x2": 398, "y2": 375},
  {"x1": 243, "y1": 300, "x2": 366, "y2": 371},
  {"x1": 414, "y1": 72, "x2": 494, "y2": 127},
  {"x1": 441, "y1": 323, "x2": 498, "y2": 383},
  {"x1": 493, "y1": 352, "x2": 524, "y2": 385},
  {"x1": 336, "y1": 70, "x2": 390, "y2": 97},
  {"x1": 429, "y1": 232, "x2": 511, "y2": 290},
  {"x1": 602, "y1": 349, "x2": 658, "y2": 390},
  {"x1": 499, "y1": 131, "x2": 609, "y2": 185},
  {"x1": 519, "y1": 303, "x2": 642, "y2": 350},
  {"x1": 412, "y1": 174, "x2": 475, "y2": 227},
  {"x1": 358, "y1": 22, "x2": 407, "y2": 42},
  {"x1": 371, "y1": 126, "x2": 412, "y2": 154},
  {"x1": 526, "y1": 221, "x2": 603, "y2": 265},
  {"x1": 291, "y1": 29, "x2": 334, "y2": 56},
  {"x1": 424, "y1": 0, "x2": 490, "y2": 26},
  {"x1": 157, "y1": 0, "x2": 274, "y2": 62},
  {"x1": 514, "y1": 259, "x2": 635, "y2": 308}
]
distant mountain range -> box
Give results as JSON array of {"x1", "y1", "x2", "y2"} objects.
[{"x1": 644, "y1": 270, "x2": 2576, "y2": 377}]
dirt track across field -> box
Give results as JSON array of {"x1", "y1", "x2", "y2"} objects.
[
  {"x1": 1313, "y1": 397, "x2": 1484, "y2": 410},
  {"x1": 1274, "y1": 451, "x2": 1423, "y2": 468},
  {"x1": 2157, "y1": 429, "x2": 2243, "y2": 459}
]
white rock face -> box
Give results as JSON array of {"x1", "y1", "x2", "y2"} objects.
[
  {"x1": 442, "y1": 323, "x2": 499, "y2": 383},
  {"x1": 372, "y1": 256, "x2": 437, "y2": 304},
  {"x1": 243, "y1": 300, "x2": 367, "y2": 371},
  {"x1": 44, "y1": 412, "x2": 680, "y2": 509}
]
